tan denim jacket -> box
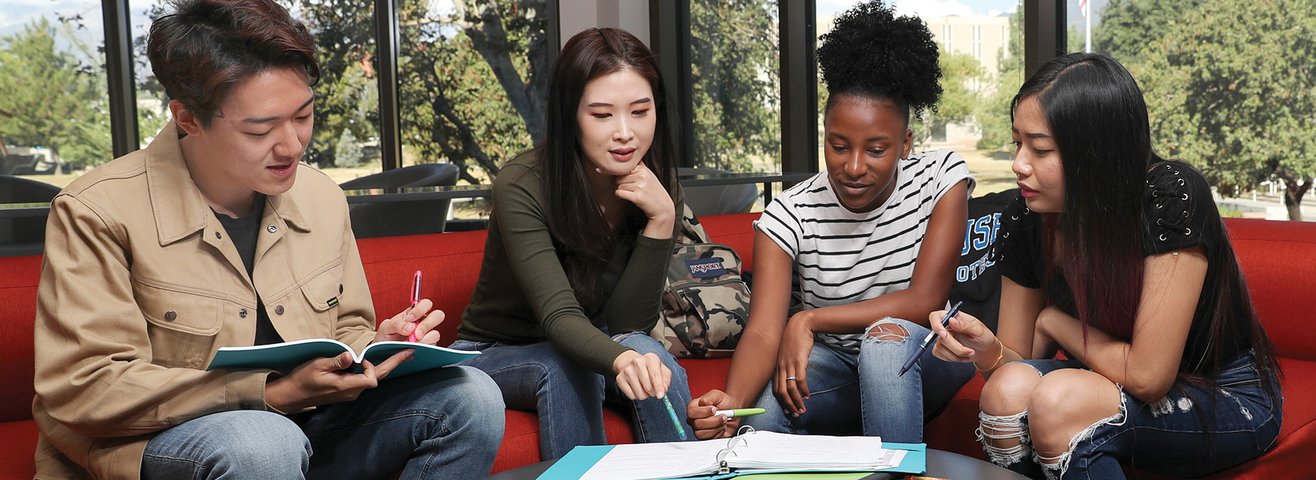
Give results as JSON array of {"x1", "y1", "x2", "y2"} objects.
[{"x1": 32, "y1": 123, "x2": 376, "y2": 479}]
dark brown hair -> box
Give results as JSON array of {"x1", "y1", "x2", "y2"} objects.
[
  {"x1": 147, "y1": 0, "x2": 320, "y2": 126},
  {"x1": 540, "y1": 27, "x2": 677, "y2": 304}
]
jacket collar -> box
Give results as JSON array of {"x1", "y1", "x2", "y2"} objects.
[{"x1": 144, "y1": 122, "x2": 312, "y2": 246}]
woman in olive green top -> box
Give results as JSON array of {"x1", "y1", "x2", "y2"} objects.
[{"x1": 451, "y1": 27, "x2": 691, "y2": 460}]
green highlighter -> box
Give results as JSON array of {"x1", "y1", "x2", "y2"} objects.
[{"x1": 714, "y1": 407, "x2": 766, "y2": 418}]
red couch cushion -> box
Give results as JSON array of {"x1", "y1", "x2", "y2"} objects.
[
  {"x1": 0, "y1": 420, "x2": 36, "y2": 480},
  {"x1": 356, "y1": 230, "x2": 488, "y2": 343},
  {"x1": 1225, "y1": 218, "x2": 1316, "y2": 361},
  {"x1": 701, "y1": 212, "x2": 759, "y2": 273},
  {"x1": 0, "y1": 255, "x2": 39, "y2": 424}
]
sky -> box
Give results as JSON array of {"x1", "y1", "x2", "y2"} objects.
[{"x1": 818, "y1": 0, "x2": 1020, "y2": 19}]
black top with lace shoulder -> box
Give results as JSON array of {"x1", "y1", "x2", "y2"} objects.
[{"x1": 991, "y1": 161, "x2": 1254, "y2": 373}]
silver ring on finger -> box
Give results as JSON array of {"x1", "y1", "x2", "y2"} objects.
[{"x1": 785, "y1": 376, "x2": 797, "y2": 381}]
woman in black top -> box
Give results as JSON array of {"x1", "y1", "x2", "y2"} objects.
[{"x1": 931, "y1": 53, "x2": 1282, "y2": 479}]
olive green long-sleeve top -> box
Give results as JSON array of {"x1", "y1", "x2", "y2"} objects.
[{"x1": 458, "y1": 153, "x2": 678, "y2": 374}]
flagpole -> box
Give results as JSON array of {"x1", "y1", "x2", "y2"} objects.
[{"x1": 1084, "y1": 1, "x2": 1091, "y2": 52}]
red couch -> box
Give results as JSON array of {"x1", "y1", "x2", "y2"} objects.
[{"x1": 1, "y1": 215, "x2": 1312, "y2": 478}]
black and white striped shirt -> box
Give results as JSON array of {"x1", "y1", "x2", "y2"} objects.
[{"x1": 755, "y1": 150, "x2": 971, "y2": 353}]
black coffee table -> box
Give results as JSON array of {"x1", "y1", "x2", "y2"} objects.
[{"x1": 487, "y1": 447, "x2": 1029, "y2": 479}]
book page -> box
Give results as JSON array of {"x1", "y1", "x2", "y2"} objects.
[
  {"x1": 729, "y1": 431, "x2": 894, "y2": 469},
  {"x1": 579, "y1": 439, "x2": 725, "y2": 480}
]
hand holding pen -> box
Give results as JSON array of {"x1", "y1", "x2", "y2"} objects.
[
  {"x1": 373, "y1": 270, "x2": 445, "y2": 345},
  {"x1": 929, "y1": 304, "x2": 1005, "y2": 371},
  {"x1": 407, "y1": 270, "x2": 422, "y2": 342},
  {"x1": 898, "y1": 300, "x2": 963, "y2": 377}
]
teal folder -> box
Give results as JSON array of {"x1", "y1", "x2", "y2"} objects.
[{"x1": 538, "y1": 441, "x2": 927, "y2": 479}]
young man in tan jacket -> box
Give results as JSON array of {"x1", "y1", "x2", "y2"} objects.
[{"x1": 31, "y1": 1, "x2": 503, "y2": 478}]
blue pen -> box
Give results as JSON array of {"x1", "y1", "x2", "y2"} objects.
[
  {"x1": 897, "y1": 300, "x2": 963, "y2": 377},
  {"x1": 661, "y1": 396, "x2": 688, "y2": 440}
]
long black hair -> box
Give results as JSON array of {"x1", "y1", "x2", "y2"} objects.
[
  {"x1": 539, "y1": 27, "x2": 677, "y2": 304},
  {"x1": 1015, "y1": 53, "x2": 1279, "y2": 399}
]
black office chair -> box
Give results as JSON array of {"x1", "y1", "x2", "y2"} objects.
[
  {"x1": 678, "y1": 167, "x2": 761, "y2": 216},
  {"x1": 0, "y1": 175, "x2": 62, "y2": 248},
  {"x1": 339, "y1": 163, "x2": 460, "y2": 238}
]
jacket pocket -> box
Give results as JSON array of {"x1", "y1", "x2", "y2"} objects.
[
  {"x1": 300, "y1": 263, "x2": 344, "y2": 313},
  {"x1": 263, "y1": 262, "x2": 344, "y2": 339},
  {"x1": 136, "y1": 281, "x2": 223, "y2": 368}
]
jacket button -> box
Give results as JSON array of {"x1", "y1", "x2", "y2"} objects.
[
  {"x1": 239, "y1": 308, "x2": 248, "y2": 318},
  {"x1": 164, "y1": 311, "x2": 177, "y2": 321},
  {"x1": 339, "y1": 284, "x2": 344, "y2": 294},
  {"x1": 274, "y1": 305, "x2": 285, "y2": 315},
  {"x1": 267, "y1": 224, "x2": 278, "y2": 233},
  {"x1": 214, "y1": 231, "x2": 222, "y2": 240}
]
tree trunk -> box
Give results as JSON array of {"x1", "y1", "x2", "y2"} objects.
[{"x1": 1281, "y1": 176, "x2": 1312, "y2": 221}]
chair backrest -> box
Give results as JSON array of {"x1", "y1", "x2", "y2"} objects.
[
  {"x1": 0, "y1": 175, "x2": 61, "y2": 203},
  {"x1": 679, "y1": 167, "x2": 760, "y2": 216},
  {"x1": 340, "y1": 164, "x2": 461, "y2": 238},
  {"x1": 0, "y1": 176, "x2": 62, "y2": 246},
  {"x1": 339, "y1": 163, "x2": 459, "y2": 191}
]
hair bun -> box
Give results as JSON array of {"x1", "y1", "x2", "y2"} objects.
[{"x1": 818, "y1": 0, "x2": 942, "y2": 116}]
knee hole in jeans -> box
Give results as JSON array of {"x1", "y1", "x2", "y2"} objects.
[{"x1": 863, "y1": 320, "x2": 909, "y2": 343}]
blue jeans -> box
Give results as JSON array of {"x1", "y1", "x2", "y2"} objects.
[
  {"x1": 995, "y1": 351, "x2": 1282, "y2": 480},
  {"x1": 450, "y1": 332, "x2": 692, "y2": 460},
  {"x1": 142, "y1": 366, "x2": 503, "y2": 480},
  {"x1": 745, "y1": 317, "x2": 975, "y2": 443}
]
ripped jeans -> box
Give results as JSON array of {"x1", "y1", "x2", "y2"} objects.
[
  {"x1": 981, "y1": 351, "x2": 1282, "y2": 480},
  {"x1": 744, "y1": 317, "x2": 975, "y2": 443}
]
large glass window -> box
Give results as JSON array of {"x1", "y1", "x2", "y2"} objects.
[
  {"x1": 690, "y1": 0, "x2": 781, "y2": 173},
  {"x1": 816, "y1": 1, "x2": 1023, "y2": 196},
  {"x1": 129, "y1": 2, "x2": 169, "y2": 148},
  {"x1": 130, "y1": 0, "x2": 382, "y2": 183},
  {"x1": 397, "y1": 0, "x2": 550, "y2": 186},
  {"x1": 0, "y1": 1, "x2": 110, "y2": 189},
  {"x1": 1079, "y1": 0, "x2": 1315, "y2": 222}
]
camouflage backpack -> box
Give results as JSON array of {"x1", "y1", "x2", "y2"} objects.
[{"x1": 649, "y1": 205, "x2": 750, "y2": 358}]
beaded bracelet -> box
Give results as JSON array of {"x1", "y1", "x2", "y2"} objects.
[{"x1": 975, "y1": 337, "x2": 1006, "y2": 372}]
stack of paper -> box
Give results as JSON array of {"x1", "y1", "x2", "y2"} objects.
[
  {"x1": 726, "y1": 431, "x2": 902, "y2": 471},
  {"x1": 561, "y1": 431, "x2": 911, "y2": 480}
]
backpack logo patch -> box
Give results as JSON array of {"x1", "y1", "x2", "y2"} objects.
[{"x1": 686, "y1": 258, "x2": 726, "y2": 278}]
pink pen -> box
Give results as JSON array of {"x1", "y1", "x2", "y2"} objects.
[{"x1": 407, "y1": 270, "x2": 422, "y2": 342}]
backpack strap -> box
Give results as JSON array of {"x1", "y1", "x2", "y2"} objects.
[{"x1": 677, "y1": 203, "x2": 710, "y2": 245}]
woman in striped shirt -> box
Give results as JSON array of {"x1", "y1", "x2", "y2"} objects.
[{"x1": 686, "y1": 0, "x2": 975, "y2": 443}]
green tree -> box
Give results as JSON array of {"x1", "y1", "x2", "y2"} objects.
[
  {"x1": 690, "y1": 0, "x2": 781, "y2": 172},
  {"x1": 912, "y1": 51, "x2": 983, "y2": 146},
  {"x1": 294, "y1": 0, "x2": 547, "y2": 183},
  {"x1": 394, "y1": 0, "x2": 549, "y2": 183},
  {"x1": 334, "y1": 128, "x2": 365, "y2": 167},
  {"x1": 1116, "y1": 0, "x2": 1316, "y2": 220},
  {"x1": 975, "y1": 2, "x2": 1024, "y2": 151},
  {"x1": 293, "y1": 0, "x2": 382, "y2": 169},
  {"x1": 1092, "y1": 0, "x2": 1204, "y2": 63},
  {"x1": 0, "y1": 18, "x2": 111, "y2": 171}
]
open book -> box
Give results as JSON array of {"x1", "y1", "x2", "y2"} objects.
[
  {"x1": 206, "y1": 339, "x2": 479, "y2": 380},
  {"x1": 544, "y1": 429, "x2": 921, "y2": 479}
]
